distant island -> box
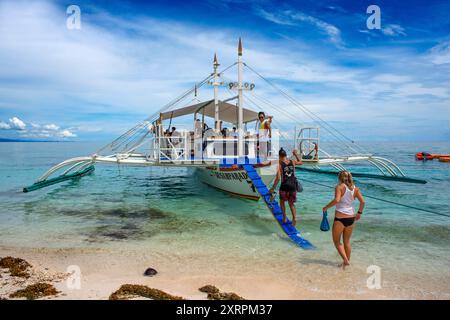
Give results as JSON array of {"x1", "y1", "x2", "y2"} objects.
[{"x1": 0, "y1": 137, "x2": 70, "y2": 142}]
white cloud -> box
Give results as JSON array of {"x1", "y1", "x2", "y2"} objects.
[
  {"x1": 382, "y1": 24, "x2": 406, "y2": 37},
  {"x1": 428, "y1": 41, "x2": 450, "y2": 65},
  {"x1": 0, "y1": 115, "x2": 77, "y2": 139},
  {"x1": 43, "y1": 123, "x2": 60, "y2": 130},
  {"x1": 0, "y1": 122, "x2": 11, "y2": 129},
  {"x1": 290, "y1": 11, "x2": 342, "y2": 45},
  {"x1": 254, "y1": 8, "x2": 297, "y2": 26},
  {"x1": 0, "y1": 117, "x2": 27, "y2": 130},
  {"x1": 8, "y1": 117, "x2": 26, "y2": 130},
  {"x1": 394, "y1": 83, "x2": 449, "y2": 99},
  {"x1": 256, "y1": 9, "x2": 343, "y2": 45},
  {"x1": 59, "y1": 129, "x2": 76, "y2": 138},
  {"x1": 372, "y1": 74, "x2": 412, "y2": 83}
]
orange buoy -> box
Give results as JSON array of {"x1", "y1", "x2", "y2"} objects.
[{"x1": 439, "y1": 157, "x2": 450, "y2": 163}]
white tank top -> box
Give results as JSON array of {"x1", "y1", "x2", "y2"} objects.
[{"x1": 335, "y1": 185, "x2": 355, "y2": 216}]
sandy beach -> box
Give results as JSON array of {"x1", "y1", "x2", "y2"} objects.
[{"x1": 1, "y1": 244, "x2": 449, "y2": 300}]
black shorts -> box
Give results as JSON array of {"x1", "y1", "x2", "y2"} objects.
[{"x1": 334, "y1": 216, "x2": 355, "y2": 227}]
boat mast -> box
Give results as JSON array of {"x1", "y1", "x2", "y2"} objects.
[
  {"x1": 237, "y1": 38, "x2": 244, "y2": 158},
  {"x1": 213, "y1": 53, "x2": 220, "y2": 132}
]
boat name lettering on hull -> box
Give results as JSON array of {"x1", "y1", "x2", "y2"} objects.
[{"x1": 211, "y1": 171, "x2": 248, "y2": 181}]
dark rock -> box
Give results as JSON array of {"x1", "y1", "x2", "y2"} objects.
[{"x1": 144, "y1": 268, "x2": 158, "y2": 276}]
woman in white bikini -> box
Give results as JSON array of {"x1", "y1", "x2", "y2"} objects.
[{"x1": 323, "y1": 171, "x2": 365, "y2": 269}]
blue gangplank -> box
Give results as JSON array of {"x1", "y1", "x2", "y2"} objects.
[{"x1": 242, "y1": 164, "x2": 314, "y2": 250}]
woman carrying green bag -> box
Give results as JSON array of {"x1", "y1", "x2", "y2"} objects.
[{"x1": 323, "y1": 171, "x2": 365, "y2": 269}]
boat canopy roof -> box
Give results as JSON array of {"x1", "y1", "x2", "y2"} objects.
[{"x1": 159, "y1": 99, "x2": 259, "y2": 123}]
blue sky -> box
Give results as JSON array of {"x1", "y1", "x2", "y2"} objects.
[{"x1": 0, "y1": 0, "x2": 449, "y2": 141}]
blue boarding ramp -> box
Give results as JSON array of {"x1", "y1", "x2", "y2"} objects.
[{"x1": 242, "y1": 164, "x2": 314, "y2": 250}]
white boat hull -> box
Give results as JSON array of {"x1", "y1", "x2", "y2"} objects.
[{"x1": 196, "y1": 162, "x2": 277, "y2": 200}]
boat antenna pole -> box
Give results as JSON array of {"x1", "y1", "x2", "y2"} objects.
[
  {"x1": 237, "y1": 38, "x2": 244, "y2": 158},
  {"x1": 213, "y1": 53, "x2": 220, "y2": 132}
]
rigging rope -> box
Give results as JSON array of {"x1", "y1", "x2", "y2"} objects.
[
  {"x1": 300, "y1": 177, "x2": 450, "y2": 218},
  {"x1": 244, "y1": 63, "x2": 369, "y2": 155},
  {"x1": 222, "y1": 74, "x2": 298, "y2": 150},
  {"x1": 247, "y1": 91, "x2": 350, "y2": 153},
  {"x1": 96, "y1": 62, "x2": 238, "y2": 155},
  {"x1": 243, "y1": 93, "x2": 295, "y2": 150}
]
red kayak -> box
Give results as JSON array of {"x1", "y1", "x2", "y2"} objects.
[{"x1": 416, "y1": 152, "x2": 450, "y2": 160}]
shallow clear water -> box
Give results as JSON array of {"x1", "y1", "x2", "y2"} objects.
[{"x1": 0, "y1": 141, "x2": 449, "y2": 297}]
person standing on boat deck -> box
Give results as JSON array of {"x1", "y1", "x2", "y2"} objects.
[
  {"x1": 194, "y1": 119, "x2": 202, "y2": 139},
  {"x1": 269, "y1": 148, "x2": 302, "y2": 226},
  {"x1": 323, "y1": 171, "x2": 365, "y2": 269},
  {"x1": 230, "y1": 127, "x2": 238, "y2": 138},
  {"x1": 257, "y1": 112, "x2": 272, "y2": 160},
  {"x1": 170, "y1": 127, "x2": 181, "y2": 158},
  {"x1": 194, "y1": 119, "x2": 203, "y2": 158},
  {"x1": 170, "y1": 127, "x2": 180, "y2": 143}
]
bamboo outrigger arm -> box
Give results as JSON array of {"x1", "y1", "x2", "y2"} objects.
[
  {"x1": 23, "y1": 148, "x2": 222, "y2": 192},
  {"x1": 36, "y1": 156, "x2": 95, "y2": 182}
]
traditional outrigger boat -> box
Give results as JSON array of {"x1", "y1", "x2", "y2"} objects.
[{"x1": 23, "y1": 39, "x2": 426, "y2": 248}]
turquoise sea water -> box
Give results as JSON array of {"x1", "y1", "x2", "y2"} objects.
[{"x1": 1, "y1": 141, "x2": 449, "y2": 297}]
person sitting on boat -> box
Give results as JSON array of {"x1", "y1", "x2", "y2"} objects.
[
  {"x1": 202, "y1": 122, "x2": 210, "y2": 133},
  {"x1": 230, "y1": 127, "x2": 238, "y2": 138},
  {"x1": 221, "y1": 127, "x2": 229, "y2": 137},
  {"x1": 299, "y1": 141, "x2": 319, "y2": 160},
  {"x1": 322, "y1": 171, "x2": 365, "y2": 269},
  {"x1": 269, "y1": 148, "x2": 302, "y2": 226},
  {"x1": 257, "y1": 112, "x2": 272, "y2": 160},
  {"x1": 304, "y1": 142, "x2": 319, "y2": 160},
  {"x1": 170, "y1": 127, "x2": 180, "y2": 142},
  {"x1": 312, "y1": 142, "x2": 319, "y2": 160}
]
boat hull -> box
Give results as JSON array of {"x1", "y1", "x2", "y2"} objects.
[{"x1": 196, "y1": 162, "x2": 277, "y2": 200}]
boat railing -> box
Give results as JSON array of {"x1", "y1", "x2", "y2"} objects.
[
  {"x1": 295, "y1": 127, "x2": 320, "y2": 162},
  {"x1": 154, "y1": 130, "x2": 192, "y2": 162},
  {"x1": 149, "y1": 124, "x2": 277, "y2": 164}
]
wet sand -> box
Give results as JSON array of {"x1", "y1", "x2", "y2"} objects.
[{"x1": 1, "y1": 245, "x2": 449, "y2": 300}]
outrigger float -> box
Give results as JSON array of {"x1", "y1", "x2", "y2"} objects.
[{"x1": 23, "y1": 39, "x2": 426, "y2": 249}]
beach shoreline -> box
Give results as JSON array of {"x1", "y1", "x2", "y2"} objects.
[{"x1": 1, "y1": 245, "x2": 449, "y2": 300}]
